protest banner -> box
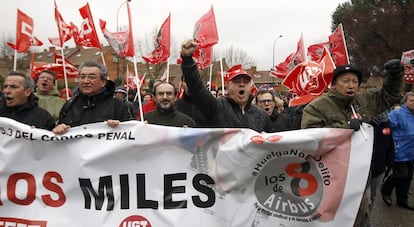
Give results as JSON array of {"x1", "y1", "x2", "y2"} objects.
[{"x1": 0, "y1": 117, "x2": 373, "y2": 226}]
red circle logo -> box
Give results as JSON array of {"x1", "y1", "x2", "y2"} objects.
[{"x1": 119, "y1": 215, "x2": 152, "y2": 227}]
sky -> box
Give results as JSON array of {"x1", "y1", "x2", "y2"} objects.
[{"x1": 0, "y1": 0, "x2": 349, "y2": 71}]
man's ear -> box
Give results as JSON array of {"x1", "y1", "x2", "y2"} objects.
[{"x1": 24, "y1": 88, "x2": 32, "y2": 98}]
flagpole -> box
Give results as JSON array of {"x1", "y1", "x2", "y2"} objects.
[
  {"x1": 166, "y1": 58, "x2": 170, "y2": 82},
  {"x1": 218, "y1": 47, "x2": 224, "y2": 95},
  {"x1": 60, "y1": 48, "x2": 70, "y2": 101},
  {"x1": 208, "y1": 64, "x2": 213, "y2": 90},
  {"x1": 13, "y1": 50, "x2": 17, "y2": 71},
  {"x1": 132, "y1": 56, "x2": 144, "y2": 122}
]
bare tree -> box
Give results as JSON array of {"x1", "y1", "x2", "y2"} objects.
[{"x1": 217, "y1": 45, "x2": 256, "y2": 68}]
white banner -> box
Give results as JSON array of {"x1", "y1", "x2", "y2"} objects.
[{"x1": 0, "y1": 117, "x2": 373, "y2": 227}]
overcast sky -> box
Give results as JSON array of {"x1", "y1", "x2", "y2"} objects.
[{"x1": 1, "y1": 0, "x2": 349, "y2": 70}]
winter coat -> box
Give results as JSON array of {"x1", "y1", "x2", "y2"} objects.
[
  {"x1": 144, "y1": 106, "x2": 196, "y2": 127},
  {"x1": 176, "y1": 93, "x2": 208, "y2": 127},
  {"x1": 181, "y1": 56, "x2": 272, "y2": 132},
  {"x1": 0, "y1": 94, "x2": 55, "y2": 130},
  {"x1": 389, "y1": 104, "x2": 414, "y2": 162},
  {"x1": 301, "y1": 71, "x2": 403, "y2": 129},
  {"x1": 268, "y1": 109, "x2": 292, "y2": 132},
  {"x1": 35, "y1": 88, "x2": 65, "y2": 122},
  {"x1": 57, "y1": 80, "x2": 133, "y2": 127}
]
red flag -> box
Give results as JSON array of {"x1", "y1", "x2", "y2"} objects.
[
  {"x1": 193, "y1": 6, "x2": 219, "y2": 48},
  {"x1": 195, "y1": 46, "x2": 213, "y2": 70},
  {"x1": 100, "y1": 3, "x2": 135, "y2": 57},
  {"x1": 329, "y1": 24, "x2": 350, "y2": 65},
  {"x1": 72, "y1": 3, "x2": 101, "y2": 50},
  {"x1": 401, "y1": 49, "x2": 414, "y2": 84},
  {"x1": 308, "y1": 24, "x2": 349, "y2": 66},
  {"x1": 282, "y1": 47, "x2": 335, "y2": 107},
  {"x1": 307, "y1": 42, "x2": 329, "y2": 61},
  {"x1": 271, "y1": 34, "x2": 306, "y2": 79},
  {"x1": 142, "y1": 14, "x2": 171, "y2": 64},
  {"x1": 49, "y1": 1, "x2": 72, "y2": 47},
  {"x1": 32, "y1": 62, "x2": 78, "y2": 80},
  {"x1": 6, "y1": 9, "x2": 37, "y2": 53}
]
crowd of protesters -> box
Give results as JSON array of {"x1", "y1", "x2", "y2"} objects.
[{"x1": 0, "y1": 41, "x2": 414, "y2": 227}]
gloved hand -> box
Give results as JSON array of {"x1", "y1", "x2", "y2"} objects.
[
  {"x1": 384, "y1": 59, "x2": 404, "y2": 75},
  {"x1": 349, "y1": 118, "x2": 361, "y2": 131}
]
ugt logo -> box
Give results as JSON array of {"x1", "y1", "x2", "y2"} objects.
[{"x1": 119, "y1": 215, "x2": 151, "y2": 227}]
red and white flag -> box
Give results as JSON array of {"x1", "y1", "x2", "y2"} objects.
[
  {"x1": 100, "y1": 3, "x2": 135, "y2": 57},
  {"x1": 401, "y1": 49, "x2": 414, "y2": 84},
  {"x1": 142, "y1": 14, "x2": 171, "y2": 64},
  {"x1": 193, "y1": 6, "x2": 219, "y2": 48},
  {"x1": 270, "y1": 34, "x2": 306, "y2": 79},
  {"x1": 282, "y1": 47, "x2": 335, "y2": 107},
  {"x1": 49, "y1": 0, "x2": 72, "y2": 47},
  {"x1": 7, "y1": 9, "x2": 43, "y2": 53},
  {"x1": 307, "y1": 23, "x2": 350, "y2": 66},
  {"x1": 71, "y1": 2, "x2": 101, "y2": 50},
  {"x1": 195, "y1": 46, "x2": 213, "y2": 70}
]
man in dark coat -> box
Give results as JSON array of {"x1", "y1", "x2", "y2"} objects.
[
  {"x1": 53, "y1": 60, "x2": 133, "y2": 134},
  {"x1": 180, "y1": 39, "x2": 271, "y2": 132},
  {"x1": 144, "y1": 81, "x2": 195, "y2": 127},
  {"x1": 0, "y1": 71, "x2": 54, "y2": 130}
]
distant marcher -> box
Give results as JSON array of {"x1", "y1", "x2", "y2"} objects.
[
  {"x1": 381, "y1": 92, "x2": 414, "y2": 211},
  {"x1": 0, "y1": 71, "x2": 54, "y2": 130},
  {"x1": 34, "y1": 70, "x2": 65, "y2": 121},
  {"x1": 114, "y1": 86, "x2": 138, "y2": 117},
  {"x1": 254, "y1": 90, "x2": 291, "y2": 132}
]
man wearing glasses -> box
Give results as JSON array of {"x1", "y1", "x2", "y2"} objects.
[
  {"x1": 53, "y1": 60, "x2": 133, "y2": 135},
  {"x1": 34, "y1": 70, "x2": 65, "y2": 122},
  {"x1": 255, "y1": 90, "x2": 292, "y2": 132}
]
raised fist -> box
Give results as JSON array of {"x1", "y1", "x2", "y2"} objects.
[{"x1": 384, "y1": 59, "x2": 404, "y2": 75}]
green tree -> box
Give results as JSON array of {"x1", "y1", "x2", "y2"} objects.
[{"x1": 332, "y1": 0, "x2": 414, "y2": 79}]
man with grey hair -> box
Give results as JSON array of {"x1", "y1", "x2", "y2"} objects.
[
  {"x1": 53, "y1": 60, "x2": 133, "y2": 134},
  {"x1": 0, "y1": 71, "x2": 55, "y2": 130}
]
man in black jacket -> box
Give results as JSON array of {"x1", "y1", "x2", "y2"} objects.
[
  {"x1": 180, "y1": 39, "x2": 271, "y2": 132},
  {"x1": 53, "y1": 60, "x2": 133, "y2": 134},
  {"x1": 0, "y1": 71, "x2": 54, "y2": 130}
]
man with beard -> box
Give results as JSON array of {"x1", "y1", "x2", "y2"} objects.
[
  {"x1": 53, "y1": 60, "x2": 133, "y2": 135},
  {"x1": 180, "y1": 39, "x2": 271, "y2": 132},
  {"x1": 143, "y1": 81, "x2": 195, "y2": 127},
  {"x1": 0, "y1": 71, "x2": 55, "y2": 130},
  {"x1": 34, "y1": 70, "x2": 65, "y2": 122},
  {"x1": 254, "y1": 90, "x2": 292, "y2": 132}
]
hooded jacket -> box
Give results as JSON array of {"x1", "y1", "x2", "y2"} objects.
[
  {"x1": 181, "y1": 56, "x2": 272, "y2": 132},
  {"x1": 301, "y1": 70, "x2": 403, "y2": 129},
  {"x1": 57, "y1": 80, "x2": 133, "y2": 127},
  {"x1": 0, "y1": 93, "x2": 55, "y2": 130},
  {"x1": 35, "y1": 87, "x2": 65, "y2": 122}
]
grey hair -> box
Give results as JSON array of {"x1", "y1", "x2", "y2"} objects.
[
  {"x1": 7, "y1": 71, "x2": 35, "y2": 90},
  {"x1": 78, "y1": 60, "x2": 108, "y2": 80},
  {"x1": 402, "y1": 91, "x2": 414, "y2": 103}
]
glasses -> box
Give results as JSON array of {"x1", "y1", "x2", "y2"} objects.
[
  {"x1": 258, "y1": 99, "x2": 274, "y2": 104},
  {"x1": 156, "y1": 91, "x2": 174, "y2": 97},
  {"x1": 79, "y1": 74, "x2": 99, "y2": 81}
]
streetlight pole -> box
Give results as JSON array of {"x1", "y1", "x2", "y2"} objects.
[
  {"x1": 272, "y1": 34, "x2": 283, "y2": 71},
  {"x1": 116, "y1": 0, "x2": 131, "y2": 82},
  {"x1": 272, "y1": 34, "x2": 283, "y2": 84}
]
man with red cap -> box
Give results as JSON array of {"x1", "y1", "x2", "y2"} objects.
[{"x1": 180, "y1": 39, "x2": 271, "y2": 132}]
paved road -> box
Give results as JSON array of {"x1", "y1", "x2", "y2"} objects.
[{"x1": 371, "y1": 182, "x2": 414, "y2": 227}]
